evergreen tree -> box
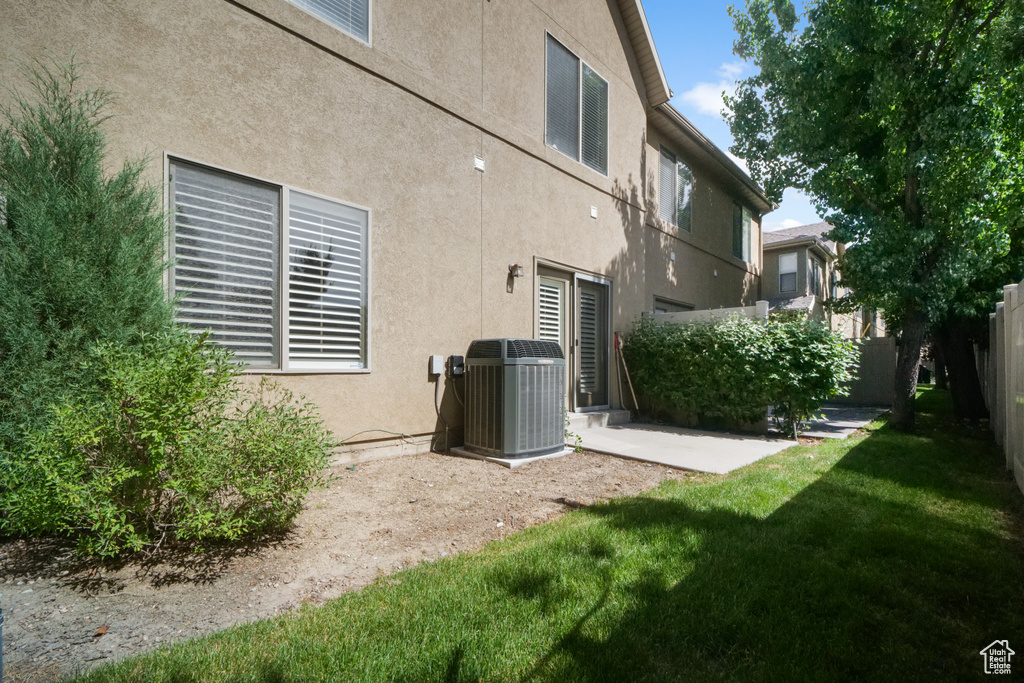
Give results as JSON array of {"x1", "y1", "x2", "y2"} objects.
[{"x1": 0, "y1": 61, "x2": 172, "y2": 449}]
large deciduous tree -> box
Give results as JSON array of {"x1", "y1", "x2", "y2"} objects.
[{"x1": 727, "y1": 0, "x2": 1024, "y2": 430}]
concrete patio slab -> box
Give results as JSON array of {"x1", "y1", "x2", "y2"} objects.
[
  {"x1": 573, "y1": 423, "x2": 793, "y2": 474},
  {"x1": 797, "y1": 404, "x2": 889, "y2": 439}
]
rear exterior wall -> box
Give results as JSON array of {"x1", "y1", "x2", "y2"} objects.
[{"x1": 0, "y1": 0, "x2": 761, "y2": 449}]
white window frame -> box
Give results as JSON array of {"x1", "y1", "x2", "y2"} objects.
[
  {"x1": 779, "y1": 251, "x2": 798, "y2": 293},
  {"x1": 164, "y1": 153, "x2": 372, "y2": 374},
  {"x1": 544, "y1": 32, "x2": 610, "y2": 177},
  {"x1": 284, "y1": 0, "x2": 373, "y2": 46}
]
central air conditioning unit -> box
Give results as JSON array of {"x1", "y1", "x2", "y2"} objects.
[{"x1": 463, "y1": 338, "x2": 566, "y2": 458}]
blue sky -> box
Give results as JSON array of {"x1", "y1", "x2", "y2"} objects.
[{"x1": 641, "y1": 0, "x2": 819, "y2": 231}]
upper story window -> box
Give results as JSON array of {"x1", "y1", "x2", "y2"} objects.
[
  {"x1": 545, "y1": 34, "x2": 609, "y2": 175},
  {"x1": 809, "y1": 256, "x2": 823, "y2": 296},
  {"x1": 169, "y1": 158, "x2": 370, "y2": 371},
  {"x1": 286, "y1": 0, "x2": 370, "y2": 44},
  {"x1": 779, "y1": 252, "x2": 798, "y2": 293},
  {"x1": 732, "y1": 204, "x2": 752, "y2": 263},
  {"x1": 659, "y1": 148, "x2": 693, "y2": 232}
]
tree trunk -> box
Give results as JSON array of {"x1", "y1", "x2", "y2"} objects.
[
  {"x1": 891, "y1": 309, "x2": 926, "y2": 431},
  {"x1": 934, "y1": 349, "x2": 948, "y2": 390},
  {"x1": 935, "y1": 323, "x2": 989, "y2": 424}
]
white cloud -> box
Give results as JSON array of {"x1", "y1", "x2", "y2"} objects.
[
  {"x1": 679, "y1": 81, "x2": 735, "y2": 117},
  {"x1": 677, "y1": 62, "x2": 748, "y2": 118},
  {"x1": 718, "y1": 61, "x2": 746, "y2": 79}
]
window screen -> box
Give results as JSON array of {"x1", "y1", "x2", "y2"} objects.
[
  {"x1": 733, "y1": 204, "x2": 752, "y2": 262},
  {"x1": 779, "y1": 251, "x2": 797, "y2": 292},
  {"x1": 659, "y1": 149, "x2": 676, "y2": 224},
  {"x1": 170, "y1": 161, "x2": 280, "y2": 367},
  {"x1": 546, "y1": 34, "x2": 608, "y2": 175},
  {"x1": 581, "y1": 64, "x2": 608, "y2": 174},
  {"x1": 546, "y1": 35, "x2": 580, "y2": 160},
  {"x1": 676, "y1": 161, "x2": 693, "y2": 231},
  {"x1": 287, "y1": 0, "x2": 370, "y2": 43}
]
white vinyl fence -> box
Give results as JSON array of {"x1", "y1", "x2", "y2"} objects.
[
  {"x1": 980, "y1": 280, "x2": 1024, "y2": 495},
  {"x1": 647, "y1": 300, "x2": 769, "y2": 325}
]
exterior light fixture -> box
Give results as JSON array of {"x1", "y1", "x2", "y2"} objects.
[{"x1": 509, "y1": 263, "x2": 524, "y2": 278}]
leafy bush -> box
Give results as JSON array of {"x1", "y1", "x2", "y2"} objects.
[
  {"x1": 622, "y1": 316, "x2": 858, "y2": 435},
  {"x1": 0, "y1": 62, "x2": 172, "y2": 450},
  {"x1": 0, "y1": 330, "x2": 334, "y2": 556}
]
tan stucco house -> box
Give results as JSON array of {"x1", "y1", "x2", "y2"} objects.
[
  {"x1": 763, "y1": 222, "x2": 884, "y2": 338},
  {"x1": 1, "y1": 0, "x2": 772, "y2": 459}
]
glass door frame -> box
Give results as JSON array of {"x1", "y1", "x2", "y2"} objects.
[{"x1": 573, "y1": 272, "x2": 612, "y2": 412}]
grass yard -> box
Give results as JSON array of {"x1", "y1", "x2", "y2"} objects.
[{"x1": 73, "y1": 387, "x2": 1024, "y2": 681}]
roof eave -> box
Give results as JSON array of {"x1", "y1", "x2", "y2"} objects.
[{"x1": 616, "y1": 0, "x2": 672, "y2": 107}]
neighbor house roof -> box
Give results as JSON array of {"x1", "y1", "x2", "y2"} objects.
[
  {"x1": 768, "y1": 294, "x2": 817, "y2": 314},
  {"x1": 763, "y1": 221, "x2": 838, "y2": 257}
]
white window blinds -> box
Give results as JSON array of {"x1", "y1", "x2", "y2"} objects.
[
  {"x1": 170, "y1": 159, "x2": 370, "y2": 371},
  {"x1": 538, "y1": 279, "x2": 564, "y2": 353},
  {"x1": 780, "y1": 252, "x2": 797, "y2": 292},
  {"x1": 288, "y1": 191, "x2": 368, "y2": 369},
  {"x1": 287, "y1": 0, "x2": 370, "y2": 43},
  {"x1": 170, "y1": 161, "x2": 280, "y2": 367},
  {"x1": 546, "y1": 34, "x2": 609, "y2": 175}
]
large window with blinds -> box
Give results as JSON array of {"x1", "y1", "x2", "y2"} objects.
[
  {"x1": 658, "y1": 148, "x2": 693, "y2": 231},
  {"x1": 169, "y1": 158, "x2": 370, "y2": 371},
  {"x1": 545, "y1": 33, "x2": 609, "y2": 176},
  {"x1": 285, "y1": 0, "x2": 370, "y2": 43}
]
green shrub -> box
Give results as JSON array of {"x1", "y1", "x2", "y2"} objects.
[
  {"x1": 0, "y1": 62, "x2": 172, "y2": 450},
  {"x1": 622, "y1": 316, "x2": 858, "y2": 435},
  {"x1": 0, "y1": 330, "x2": 334, "y2": 556}
]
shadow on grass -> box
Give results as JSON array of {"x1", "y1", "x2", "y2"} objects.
[
  {"x1": 513, "y1": 400, "x2": 1024, "y2": 681},
  {"x1": 71, "y1": 390, "x2": 1024, "y2": 682}
]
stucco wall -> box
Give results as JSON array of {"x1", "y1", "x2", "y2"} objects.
[{"x1": 0, "y1": 0, "x2": 761, "y2": 451}]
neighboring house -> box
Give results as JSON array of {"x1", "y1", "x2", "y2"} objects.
[
  {"x1": 0, "y1": 0, "x2": 772, "y2": 457},
  {"x1": 762, "y1": 222, "x2": 884, "y2": 338}
]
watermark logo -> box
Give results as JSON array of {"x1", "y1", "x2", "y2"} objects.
[{"x1": 980, "y1": 640, "x2": 1014, "y2": 674}]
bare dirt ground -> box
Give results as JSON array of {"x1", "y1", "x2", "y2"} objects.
[{"x1": 1, "y1": 450, "x2": 688, "y2": 681}]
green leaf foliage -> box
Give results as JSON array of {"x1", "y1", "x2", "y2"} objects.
[
  {"x1": 622, "y1": 316, "x2": 858, "y2": 435},
  {"x1": 726, "y1": 0, "x2": 1024, "y2": 327},
  {"x1": 0, "y1": 330, "x2": 334, "y2": 557},
  {"x1": 0, "y1": 61, "x2": 173, "y2": 448}
]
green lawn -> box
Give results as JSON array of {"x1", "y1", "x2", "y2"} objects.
[{"x1": 73, "y1": 387, "x2": 1024, "y2": 682}]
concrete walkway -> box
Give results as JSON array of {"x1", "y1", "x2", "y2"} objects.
[
  {"x1": 796, "y1": 404, "x2": 889, "y2": 439},
  {"x1": 574, "y1": 422, "x2": 792, "y2": 474},
  {"x1": 574, "y1": 404, "x2": 889, "y2": 474}
]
